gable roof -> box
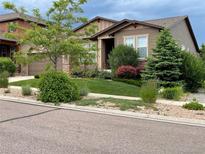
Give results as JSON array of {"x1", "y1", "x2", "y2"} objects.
[
  {"x1": 145, "y1": 16, "x2": 199, "y2": 51},
  {"x1": 144, "y1": 16, "x2": 187, "y2": 28},
  {"x1": 0, "y1": 13, "x2": 45, "y2": 25},
  {"x1": 89, "y1": 15, "x2": 199, "y2": 51},
  {"x1": 90, "y1": 19, "x2": 163, "y2": 40},
  {"x1": 73, "y1": 16, "x2": 118, "y2": 32}
]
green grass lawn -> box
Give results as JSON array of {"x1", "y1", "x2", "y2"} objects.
[{"x1": 10, "y1": 78, "x2": 140, "y2": 97}]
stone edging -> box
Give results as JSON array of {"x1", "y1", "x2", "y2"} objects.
[{"x1": 0, "y1": 95, "x2": 205, "y2": 128}]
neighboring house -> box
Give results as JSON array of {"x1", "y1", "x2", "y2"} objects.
[
  {"x1": 0, "y1": 13, "x2": 199, "y2": 75},
  {"x1": 0, "y1": 13, "x2": 68, "y2": 75}
]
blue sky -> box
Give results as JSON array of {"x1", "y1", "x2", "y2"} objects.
[{"x1": 0, "y1": 0, "x2": 204, "y2": 46}]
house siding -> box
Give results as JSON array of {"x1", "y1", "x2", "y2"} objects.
[
  {"x1": 114, "y1": 24, "x2": 160, "y2": 55},
  {"x1": 75, "y1": 19, "x2": 115, "y2": 34},
  {"x1": 170, "y1": 20, "x2": 197, "y2": 53}
]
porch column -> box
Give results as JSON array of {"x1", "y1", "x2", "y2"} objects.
[
  {"x1": 61, "y1": 55, "x2": 70, "y2": 74},
  {"x1": 97, "y1": 38, "x2": 103, "y2": 70}
]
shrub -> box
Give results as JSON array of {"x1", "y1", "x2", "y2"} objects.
[
  {"x1": 98, "y1": 71, "x2": 112, "y2": 79},
  {"x1": 39, "y1": 71, "x2": 80, "y2": 105},
  {"x1": 183, "y1": 99, "x2": 204, "y2": 110},
  {"x1": 140, "y1": 80, "x2": 158, "y2": 103},
  {"x1": 109, "y1": 45, "x2": 139, "y2": 73},
  {"x1": 181, "y1": 52, "x2": 205, "y2": 92},
  {"x1": 161, "y1": 87, "x2": 183, "y2": 101},
  {"x1": 0, "y1": 57, "x2": 16, "y2": 76},
  {"x1": 22, "y1": 85, "x2": 32, "y2": 96},
  {"x1": 80, "y1": 86, "x2": 89, "y2": 96},
  {"x1": 34, "y1": 74, "x2": 40, "y2": 79},
  {"x1": 116, "y1": 65, "x2": 137, "y2": 79},
  {"x1": 0, "y1": 71, "x2": 9, "y2": 88},
  {"x1": 71, "y1": 69, "x2": 99, "y2": 78}
]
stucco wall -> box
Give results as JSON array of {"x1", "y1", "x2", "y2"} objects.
[{"x1": 170, "y1": 20, "x2": 197, "y2": 53}]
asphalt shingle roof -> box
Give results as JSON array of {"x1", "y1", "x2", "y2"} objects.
[
  {"x1": 0, "y1": 13, "x2": 45, "y2": 25},
  {"x1": 144, "y1": 16, "x2": 187, "y2": 28}
]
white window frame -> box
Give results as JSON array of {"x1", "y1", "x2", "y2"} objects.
[
  {"x1": 123, "y1": 34, "x2": 149, "y2": 59},
  {"x1": 136, "y1": 34, "x2": 149, "y2": 59},
  {"x1": 123, "y1": 36, "x2": 135, "y2": 48}
]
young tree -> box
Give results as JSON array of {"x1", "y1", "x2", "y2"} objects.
[
  {"x1": 143, "y1": 29, "x2": 183, "y2": 87},
  {"x1": 3, "y1": 0, "x2": 96, "y2": 70}
]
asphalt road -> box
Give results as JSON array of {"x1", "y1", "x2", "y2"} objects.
[{"x1": 0, "y1": 100, "x2": 205, "y2": 154}]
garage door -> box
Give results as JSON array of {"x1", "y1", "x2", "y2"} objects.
[{"x1": 28, "y1": 59, "x2": 49, "y2": 75}]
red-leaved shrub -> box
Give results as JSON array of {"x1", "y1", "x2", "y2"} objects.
[
  {"x1": 116, "y1": 65, "x2": 137, "y2": 79},
  {"x1": 116, "y1": 63, "x2": 145, "y2": 79}
]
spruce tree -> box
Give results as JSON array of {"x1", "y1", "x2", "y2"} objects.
[{"x1": 143, "y1": 29, "x2": 183, "y2": 87}]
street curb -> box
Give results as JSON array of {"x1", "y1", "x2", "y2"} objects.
[{"x1": 0, "y1": 95, "x2": 205, "y2": 128}]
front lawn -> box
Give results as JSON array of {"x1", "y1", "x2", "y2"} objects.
[{"x1": 10, "y1": 78, "x2": 140, "y2": 97}]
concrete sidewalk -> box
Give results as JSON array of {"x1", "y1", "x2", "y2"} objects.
[{"x1": 9, "y1": 76, "x2": 34, "y2": 83}]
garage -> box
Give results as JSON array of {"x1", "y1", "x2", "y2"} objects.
[{"x1": 28, "y1": 59, "x2": 50, "y2": 75}]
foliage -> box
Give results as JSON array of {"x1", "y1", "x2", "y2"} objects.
[
  {"x1": 0, "y1": 71, "x2": 9, "y2": 88},
  {"x1": 116, "y1": 64, "x2": 144, "y2": 79},
  {"x1": 109, "y1": 45, "x2": 139, "y2": 73},
  {"x1": 199, "y1": 44, "x2": 205, "y2": 61},
  {"x1": 181, "y1": 51, "x2": 205, "y2": 92},
  {"x1": 0, "y1": 57, "x2": 16, "y2": 76},
  {"x1": 160, "y1": 86, "x2": 183, "y2": 101},
  {"x1": 39, "y1": 71, "x2": 80, "y2": 105},
  {"x1": 71, "y1": 42, "x2": 97, "y2": 72},
  {"x1": 3, "y1": 0, "x2": 96, "y2": 70},
  {"x1": 10, "y1": 78, "x2": 141, "y2": 97},
  {"x1": 98, "y1": 71, "x2": 112, "y2": 79},
  {"x1": 140, "y1": 80, "x2": 158, "y2": 103},
  {"x1": 79, "y1": 86, "x2": 89, "y2": 96},
  {"x1": 34, "y1": 74, "x2": 40, "y2": 79},
  {"x1": 22, "y1": 85, "x2": 32, "y2": 96},
  {"x1": 71, "y1": 69, "x2": 99, "y2": 78},
  {"x1": 143, "y1": 29, "x2": 183, "y2": 87},
  {"x1": 116, "y1": 65, "x2": 137, "y2": 79},
  {"x1": 183, "y1": 99, "x2": 204, "y2": 110}
]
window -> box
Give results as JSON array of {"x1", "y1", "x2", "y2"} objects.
[
  {"x1": 8, "y1": 22, "x2": 17, "y2": 33},
  {"x1": 136, "y1": 35, "x2": 148, "y2": 59},
  {"x1": 83, "y1": 42, "x2": 97, "y2": 63},
  {"x1": 124, "y1": 35, "x2": 148, "y2": 59},
  {"x1": 124, "y1": 36, "x2": 135, "y2": 48}
]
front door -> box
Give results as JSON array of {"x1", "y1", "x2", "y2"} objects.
[{"x1": 104, "y1": 38, "x2": 114, "y2": 69}]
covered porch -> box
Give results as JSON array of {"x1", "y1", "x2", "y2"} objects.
[{"x1": 98, "y1": 37, "x2": 115, "y2": 70}]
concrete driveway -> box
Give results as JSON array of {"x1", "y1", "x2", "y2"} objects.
[{"x1": 0, "y1": 100, "x2": 205, "y2": 154}]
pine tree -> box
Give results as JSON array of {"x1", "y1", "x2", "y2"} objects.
[{"x1": 143, "y1": 29, "x2": 183, "y2": 87}]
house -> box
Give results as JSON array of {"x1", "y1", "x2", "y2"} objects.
[
  {"x1": 74, "y1": 16, "x2": 199, "y2": 70},
  {"x1": 0, "y1": 13, "x2": 68, "y2": 75},
  {"x1": 0, "y1": 13, "x2": 199, "y2": 75}
]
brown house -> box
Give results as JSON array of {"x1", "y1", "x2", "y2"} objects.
[
  {"x1": 75, "y1": 16, "x2": 199, "y2": 70},
  {"x1": 0, "y1": 13, "x2": 199, "y2": 75}
]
